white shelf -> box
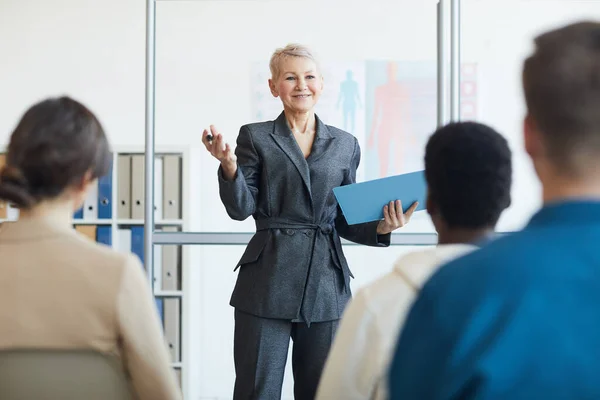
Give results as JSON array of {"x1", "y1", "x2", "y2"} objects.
[
  {"x1": 117, "y1": 219, "x2": 183, "y2": 226},
  {"x1": 154, "y1": 290, "x2": 183, "y2": 298},
  {"x1": 72, "y1": 219, "x2": 112, "y2": 225},
  {"x1": 70, "y1": 219, "x2": 184, "y2": 225}
]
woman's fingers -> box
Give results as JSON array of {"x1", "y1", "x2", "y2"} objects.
[
  {"x1": 202, "y1": 128, "x2": 212, "y2": 148},
  {"x1": 405, "y1": 201, "x2": 419, "y2": 221},
  {"x1": 224, "y1": 143, "x2": 237, "y2": 163},
  {"x1": 395, "y1": 200, "x2": 403, "y2": 222},
  {"x1": 387, "y1": 200, "x2": 399, "y2": 226},
  {"x1": 383, "y1": 203, "x2": 391, "y2": 223},
  {"x1": 210, "y1": 124, "x2": 219, "y2": 138},
  {"x1": 202, "y1": 125, "x2": 236, "y2": 163}
]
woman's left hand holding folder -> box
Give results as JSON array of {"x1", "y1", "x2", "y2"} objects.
[{"x1": 376, "y1": 200, "x2": 418, "y2": 234}]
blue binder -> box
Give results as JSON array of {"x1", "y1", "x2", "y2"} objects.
[
  {"x1": 97, "y1": 160, "x2": 113, "y2": 219},
  {"x1": 333, "y1": 170, "x2": 427, "y2": 225},
  {"x1": 131, "y1": 226, "x2": 145, "y2": 267},
  {"x1": 155, "y1": 298, "x2": 164, "y2": 327},
  {"x1": 96, "y1": 226, "x2": 112, "y2": 246},
  {"x1": 73, "y1": 208, "x2": 83, "y2": 219}
]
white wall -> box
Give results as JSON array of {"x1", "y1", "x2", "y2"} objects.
[
  {"x1": 0, "y1": 0, "x2": 147, "y2": 147},
  {"x1": 2, "y1": 0, "x2": 600, "y2": 399}
]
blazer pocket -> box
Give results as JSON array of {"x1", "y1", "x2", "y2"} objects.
[
  {"x1": 234, "y1": 231, "x2": 270, "y2": 271},
  {"x1": 329, "y1": 235, "x2": 354, "y2": 278},
  {"x1": 329, "y1": 245, "x2": 355, "y2": 279}
]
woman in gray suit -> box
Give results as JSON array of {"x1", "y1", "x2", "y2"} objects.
[{"x1": 202, "y1": 44, "x2": 417, "y2": 400}]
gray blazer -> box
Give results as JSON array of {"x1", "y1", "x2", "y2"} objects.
[{"x1": 218, "y1": 112, "x2": 390, "y2": 324}]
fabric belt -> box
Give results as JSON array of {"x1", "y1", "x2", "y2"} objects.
[{"x1": 255, "y1": 218, "x2": 350, "y2": 324}]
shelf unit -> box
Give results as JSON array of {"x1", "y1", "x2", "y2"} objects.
[{"x1": 0, "y1": 147, "x2": 190, "y2": 396}]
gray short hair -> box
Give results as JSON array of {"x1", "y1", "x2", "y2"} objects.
[{"x1": 269, "y1": 43, "x2": 320, "y2": 81}]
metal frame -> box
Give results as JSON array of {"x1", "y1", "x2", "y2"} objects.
[
  {"x1": 144, "y1": 0, "x2": 157, "y2": 283},
  {"x1": 437, "y1": 0, "x2": 448, "y2": 128},
  {"x1": 144, "y1": 0, "x2": 463, "y2": 255},
  {"x1": 152, "y1": 232, "x2": 439, "y2": 246},
  {"x1": 450, "y1": 0, "x2": 461, "y2": 122}
]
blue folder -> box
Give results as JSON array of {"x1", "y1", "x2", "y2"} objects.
[
  {"x1": 155, "y1": 298, "x2": 164, "y2": 327},
  {"x1": 333, "y1": 170, "x2": 427, "y2": 225},
  {"x1": 73, "y1": 208, "x2": 83, "y2": 219},
  {"x1": 96, "y1": 226, "x2": 112, "y2": 246},
  {"x1": 97, "y1": 159, "x2": 113, "y2": 219},
  {"x1": 131, "y1": 226, "x2": 145, "y2": 267}
]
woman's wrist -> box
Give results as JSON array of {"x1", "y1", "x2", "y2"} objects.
[
  {"x1": 376, "y1": 220, "x2": 389, "y2": 235},
  {"x1": 221, "y1": 160, "x2": 238, "y2": 180}
]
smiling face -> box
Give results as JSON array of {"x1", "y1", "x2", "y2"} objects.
[{"x1": 269, "y1": 56, "x2": 324, "y2": 114}]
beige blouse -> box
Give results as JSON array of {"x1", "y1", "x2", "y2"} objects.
[{"x1": 0, "y1": 216, "x2": 181, "y2": 400}]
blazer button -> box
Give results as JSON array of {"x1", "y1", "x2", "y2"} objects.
[
  {"x1": 305, "y1": 230, "x2": 314, "y2": 237},
  {"x1": 286, "y1": 229, "x2": 295, "y2": 236}
]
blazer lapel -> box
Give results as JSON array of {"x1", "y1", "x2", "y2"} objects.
[
  {"x1": 270, "y1": 112, "x2": 312, "y2": 196},
  {"x1": 307, "y1": 115, "x2": 334, "y2": 164}
]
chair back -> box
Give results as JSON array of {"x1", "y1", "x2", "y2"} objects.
[{"x1": 0, "y1": 349, "x2": 133, "y2": 400}]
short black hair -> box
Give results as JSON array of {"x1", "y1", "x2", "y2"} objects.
[
  {"x1": 424, "y1": 121, "x2": 512, "y2": 229},
  {"x1": 523, "y1": 21, "x2": 600, "y2": 175},
  {"x1": 0, "y1": 96, "x2": 111, "y2": 208}
]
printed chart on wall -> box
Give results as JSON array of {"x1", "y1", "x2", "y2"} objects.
[
  {"x1": 250, "y1": 60, "x2": 478, "y2": 183},
  {"x1": 365, "y1": 61, "x2": 436, "y2": 180},
  {"x1": 363, "y1": 61, "x2": 478, "y2": 181}
]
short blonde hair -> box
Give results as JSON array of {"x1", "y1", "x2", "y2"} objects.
[{"x1": 269, "y1": 43, "x2": 320, "y2": 81}]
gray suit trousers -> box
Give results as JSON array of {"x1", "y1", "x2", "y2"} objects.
[{"x1": 233, "y1": 310, "x2": 338, "y2": 400}]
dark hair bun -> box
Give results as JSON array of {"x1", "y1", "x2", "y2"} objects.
[
  {"x1": 0, "y1": 96, "x2": 111, "y2": 210},
  {"x1": 0, "y1": 165, "x2": 35, "y2": 208}
]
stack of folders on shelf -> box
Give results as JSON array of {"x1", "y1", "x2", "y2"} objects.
[
  {"x1": 155, "y1": 296, "x2": 181, "y2": 364},
  {"x1": 0, "y1": 154, "x2": 20, "y2": 221},
  {"x1": 73, "y1": 155, "x2": 113, "y2": 221},
  {"x1": 154, "y1": 226, "x2": 182, "y2": 364},
  {"x1": 117, "y1": 154, "x2": 182, "y2": 220},
  {"x1": 75, "y1": 225, "x2": 113, "y2": 246},
  {"x1": 72, "y1": 153, "x2": 182, "y2": 222}
]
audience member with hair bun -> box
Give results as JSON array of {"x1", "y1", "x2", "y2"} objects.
[{"x1": 0, "y1": 96, "x2": 181, "y2": 400}]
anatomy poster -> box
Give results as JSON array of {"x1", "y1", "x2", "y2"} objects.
[
  {"x1": 250, "y1": 60, "x2": 478, "y2": 182},
  {"x1": 364, "y1": 60, "x2": 437, "y2": 180}
]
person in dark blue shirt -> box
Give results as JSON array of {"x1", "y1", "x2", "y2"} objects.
[{"x1": 388, "y1": 20, "x2": 600, "y2": 400}]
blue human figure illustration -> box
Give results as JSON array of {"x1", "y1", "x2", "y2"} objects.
[{"x1": 337, "y1": 70, "x2": 362, "y2": 133}]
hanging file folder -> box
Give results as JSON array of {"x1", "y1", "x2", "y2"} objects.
[
  {"x1": 163, "y1": 155, "x2": 181, "y2": 220},
  {"x1": 131, "y1": 155, "x2": 145, "y2": 220},
  {"x1": 96, "y1": 226, "x2": 112, "y2": 246},
  {"x1": 130, "y1": 226, "x2": 145, "y2": 267},
  {"x1": 117, "y1": 155, "x2": 132, "y2": 219},
  {"x1": 154, "y1": 156, "x2": 163, "y2": 220},
  {"x1": 161, "y1": 226, "x2": 180, "y2": 291},
  {"x1": 164, "y1": 298, "x2": 181, "y2": 362},
  {"x1": 116, "y1": 228, "x2": 132, "y2": 254},
  {"x1": 83, "y1": 181, "x2": 99, "y2": 220},
  {"x1": 97, "y1": 158, "x2": 113, "y2": 219}
]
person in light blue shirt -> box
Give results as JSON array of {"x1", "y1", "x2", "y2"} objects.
[{"x1": 388, "y1": 20, "x2": 600, "y2": 400}]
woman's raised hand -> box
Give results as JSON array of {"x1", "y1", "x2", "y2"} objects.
[
  {"x1": 202, "y1": 125, "x2": 238, "y2": 180},
  {"x1": 202, "y1": 125, "x2": 236, "y2": 164}
]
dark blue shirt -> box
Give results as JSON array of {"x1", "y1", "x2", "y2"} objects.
[{"x1": 388, "y1": 201, "x2": 600, "y2": 399}]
